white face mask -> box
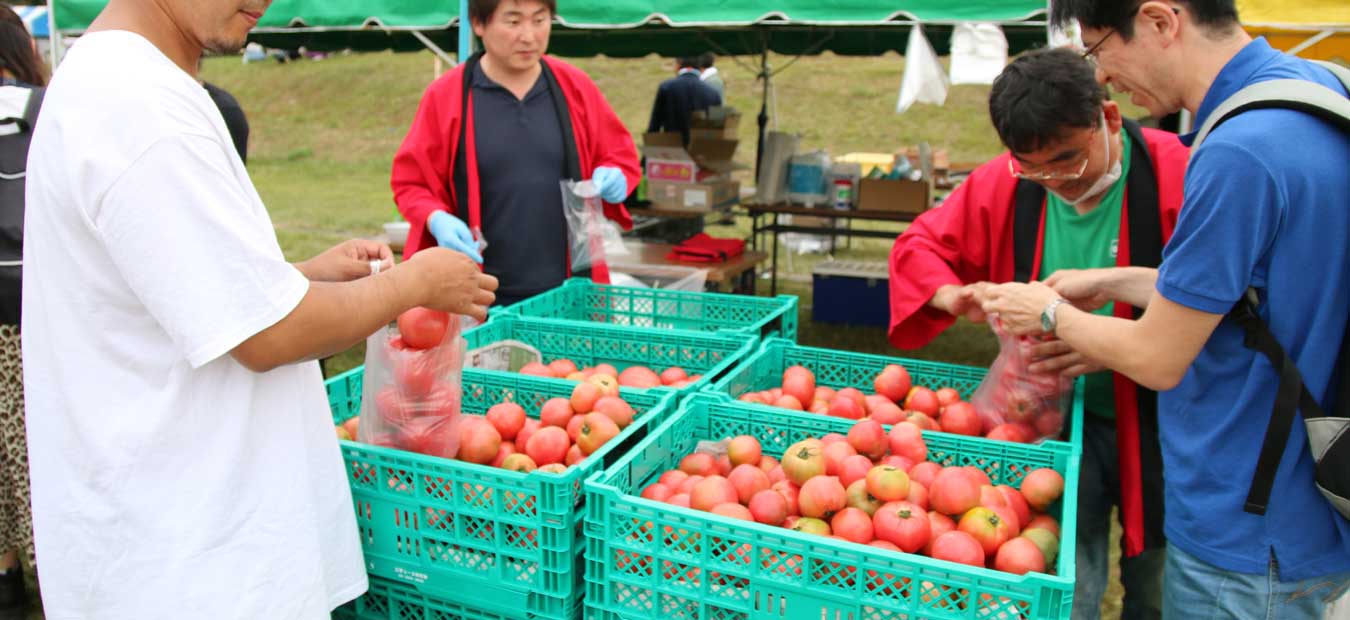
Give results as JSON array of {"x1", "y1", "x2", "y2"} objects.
[{"x1": 1049, "y1": 115, "x2": 1123, "y2": 207}]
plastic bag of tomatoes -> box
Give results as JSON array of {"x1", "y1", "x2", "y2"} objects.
[
  {"x1": 357, "y1": 307, "x2": 466, "y2": 458},
  {"x1": 969, "y1": 316, "x2": 1073, "y2": 444}
]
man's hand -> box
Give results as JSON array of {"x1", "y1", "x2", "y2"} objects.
[
  {"x1": 428, "y1": 211, "x2": 484, "y2": 263},
  {"x1": 1027, "y1": 338, "x2": 1105, "y2": 378},
  {"x1": 1046, "y1": 266, "x2": 1159, "y2": 310},
  {"x1": 401, "y1": 247, "x2": 499, "y2": 322},
  {"x1": 1043, "y1": 269, "x2": 1112, "y2": 312},
  {"x1": 592, "y1": 166, "x2": 629, "y2": 203},
  {"x1": 297, "y1": 239, "x2": 394, "y2": 282},
  {"x1": 981, "y1": 281, "x2": 1061, "y2": 336},
  {"x1": 931, "y1": 282, "x2": 994, "y2": 323}
]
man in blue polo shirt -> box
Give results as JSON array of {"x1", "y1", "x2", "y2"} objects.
[{"x1": 979, "y1": 1, "x2": 1350, "y2": 617}]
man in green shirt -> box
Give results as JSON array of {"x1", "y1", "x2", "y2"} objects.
[
  {"x1": 888, "y1": 48, "x2": 1190, "y2": 619},
  {"x1": 1039, "y1": 124, "x2": 1131, "y2": 419}
]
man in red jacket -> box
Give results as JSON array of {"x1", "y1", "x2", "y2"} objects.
[
  {"x1": 392, "y1": 0, "x2": 640, "y2": 306},
  {"x1": 889, "y1": 48, "x2": 1188, "y2": 620}
]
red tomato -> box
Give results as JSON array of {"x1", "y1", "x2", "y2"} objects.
[{"x1": 397, "y1": 308, "x2": 451, "y2": 349}]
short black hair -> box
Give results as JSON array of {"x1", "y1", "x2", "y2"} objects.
[
  {"x1": 677, "y1": 56, "x2": 701, "y2": 70},
  {"x1": 988, "y1": 47, "x2": 1106, "y2": 154},
  {"x1": 698, "y1": 52, "x2": 715, "y2": 69},
  {"x1": 1050, "y1": 0, "x2": 1240, "y2": 38},
  {"x1": 469, "y1": 0, "x2": 557, "y2": 25}
]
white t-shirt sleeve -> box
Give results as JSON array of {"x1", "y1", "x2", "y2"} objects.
[{"x1": 90, "y1": 132, "x2": 310, "y2": 368}]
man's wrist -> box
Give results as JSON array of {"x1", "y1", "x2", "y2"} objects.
[
  {"x1": 1041, "y1": 297, "x2": 1071, "y2": 333},
  {"x1": 930, "y1": 285, "x2": 958, "y2": 314},
  {"x1": 294, "y1": 258, "x2": 321, "y2": 281},
  {"x1": 1097, "y1": 268, "x2": 1123, "y2": 301}
]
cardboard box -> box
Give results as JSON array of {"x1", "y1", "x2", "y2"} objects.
[
  {"x1": 643, "y1": 131, "x2": 745, "y2": 183},
  {"x1": 648, "y1": 179, "x2": 741, "y2": 213},
  {"x1": 857, "y1": 178, "x2": 931, "y2": 214},
  {"x1": 691, "y1": 106, "x2": 741, "y2": 139}
]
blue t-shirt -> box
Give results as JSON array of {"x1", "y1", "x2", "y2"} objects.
[{"x1": 1157, "y1": 38, "x2": 1350, "y2": 580}]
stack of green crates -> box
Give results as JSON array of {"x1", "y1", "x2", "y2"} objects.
[{"x1": 326, "y1": 367, "x2": 674, "y2": 620}]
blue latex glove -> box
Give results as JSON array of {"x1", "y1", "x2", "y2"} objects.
[
  {"x1": 592, "y1": 166, "x2": 629, "y2": 204},
  {"x1": 427, "y1": 211, "x2": 483, "y2": 263}
]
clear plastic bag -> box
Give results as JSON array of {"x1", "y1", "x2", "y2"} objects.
[
  {"x1": 561, "y1": 179, "x2": 628, "y2": 274},
  {"x1": 970, "y1": 316, "x2": 1073, "y2": 443},
  {"x1": 357, "y1": 312, "x2": 466, "y2": 459}
]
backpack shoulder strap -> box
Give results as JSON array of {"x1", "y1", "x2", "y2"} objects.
[
  {"x1": 23, "y1": 87, "x2": 44, "y2": 128},
  {"x1": 1228, "y1": 288, "x2": 1328, "y2": 515},
  {"x1": 1192, "y1": 61, "x2": 1350, "y2": 149}
]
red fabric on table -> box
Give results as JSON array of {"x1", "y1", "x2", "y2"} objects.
[{"x1": 666, "y1": 233, "x2": 745, "y2": 263}]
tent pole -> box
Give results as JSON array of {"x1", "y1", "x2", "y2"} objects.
[
  {"x1": 755, "y1": 36, "x2": 769, "y2": 182},
  {"x1": 411, "y1": 29, "x2": 456, "y2": 66},
  {"x1": 458, "y1": 0, "x2": 473, "y2": 60},
  {"x1": 47, "y1": 0, "x2": 62, "y2": 69},
  {"x1": 1286, "y1": 29, "x2": 1334, "y2": 57}
]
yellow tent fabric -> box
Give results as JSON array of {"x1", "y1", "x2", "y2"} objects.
[{"x1": 1238, "y1": 0, "x2": 1350, "y2": 61}]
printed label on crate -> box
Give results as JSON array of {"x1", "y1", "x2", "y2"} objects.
[
  {"x1": 466, "y1": 340, "x2": 542, "y2": 372},
  {"x1": 693, "y1": 438, "x2": 729, "y2": 457},
  {"x1": 393, "y1": 566, "x2": 430, "y2": 586}
]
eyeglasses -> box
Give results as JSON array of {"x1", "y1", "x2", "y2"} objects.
[
  {"x1": 1007, "y1": 114, "x2": 1108, "y2": 181},
  {"x1": 1081, "y1": 29, "x2": 1117, "y2": 66},
  {"x1": 1080, "y1": 5, "x2": 1180, "y2": 67},
  {"x1": 1007, "y1": 152, "x2": 1092, "y2": 181}
]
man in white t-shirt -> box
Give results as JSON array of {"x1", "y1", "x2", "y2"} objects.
[{"x1": 20, "y1": 1, "x2": 499, "y2": 618}]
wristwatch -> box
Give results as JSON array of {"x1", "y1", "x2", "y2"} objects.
[{"x1": 1041, "y1": 298, "x2": 1071, "y2": 334}]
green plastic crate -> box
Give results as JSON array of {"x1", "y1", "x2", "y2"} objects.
[
  {"x1": 333, "y1": 575, "x2": 584, "y2": 620},
  {"x1": 325, "y1": 367, "x2": 675, "y2": 620},
  {"x1": 713, "y1": 338, "x2": 1084, "y2": 448},
  {"x1": 500, "y1": 278, "x2": 799, "y2": 340},
  {"x1": 464, "y1": 317, "x2": 757, "y2": 394},
  {"x1": 582, "y1": 393, "x2": 1082, "y2": 620}
]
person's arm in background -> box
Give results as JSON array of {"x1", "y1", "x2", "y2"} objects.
[
  {"x1": 392, "y1": 76, "x2": 460, "y2": 255},
  {"x1": 582, "y1": 74, "x2": 641, "y2": 226},
  {"x1": 888, "y1": 174, "x2": 1000, "y2": 349}
]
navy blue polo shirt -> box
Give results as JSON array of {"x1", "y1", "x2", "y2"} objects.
[
  {"x1": 459, "y1": 64, "x2": 568, "y2": 303},
  {"x1": 1157, "y1": 38, "x2": 1350, "y2": 580}
]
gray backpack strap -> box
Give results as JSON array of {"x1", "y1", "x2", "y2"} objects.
[{"x1": 1192, "y1": 60, "x2": 1350, "y2": 149}]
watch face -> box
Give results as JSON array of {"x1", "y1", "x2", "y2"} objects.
[{"x1": 1041, "y1": 304, "x2": 1055, "y2": 332}]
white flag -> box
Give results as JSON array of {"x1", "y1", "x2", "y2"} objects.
[
  {"x1": 950, "y1": 23, "x2": 1009, "y2": 86},
  {"x1": 896, "y1": 25, "x2": 949, "y2": 113}
]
